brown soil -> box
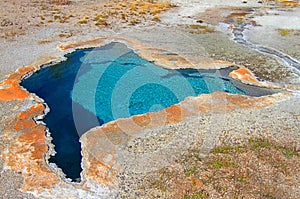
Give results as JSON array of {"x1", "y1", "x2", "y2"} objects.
[{"x1": 141, "y1": 137, "x2": 300, "y2": 199}]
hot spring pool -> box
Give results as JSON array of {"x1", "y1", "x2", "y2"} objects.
[{"x1": 21, "y1": 42, "x2": 273, "y2": 181}]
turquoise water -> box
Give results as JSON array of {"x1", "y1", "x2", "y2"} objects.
[{"x1": 21, "y1": 42, "x2": 249, "y2": 181}]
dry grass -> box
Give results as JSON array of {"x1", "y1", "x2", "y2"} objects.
[
  {"x1": 37, "y1": 39, "x2": 51, "y2": 44},
  {"x1": 142, "y1": 137, "x2": 300, "y2": 198},
  {"x1": 50, "y1": 0, "x2": 72, "y2": 5},
  {"x1": 97, "y1": 0, "x2": 175, "y2": 26},
  {"x1": 152, "y1": 15, "x2": 161, "y2": 22},
  {"x1": 185, "y1": 24, "x2": 215, "y2": 34},
  {"x1": 0, "y1": 0, "x2": 175, "y2": 40},
  {"x1": 277, "y1": 28, "x2": 300, "y2": 36}
]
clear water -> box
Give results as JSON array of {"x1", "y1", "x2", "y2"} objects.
[{"x1": 21, "y1": 42, "x2": 247, "y2": 181}]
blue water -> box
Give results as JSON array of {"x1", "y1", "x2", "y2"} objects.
[{"x1": 21, "y1": 42, "x2": 247, "y2": 181}]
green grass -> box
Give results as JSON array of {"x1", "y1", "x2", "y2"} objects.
[
  {"x1": 209, "y1": 157, "x2": 238, "y2": 169},
  {"x1": 210, "y1": 160, "x2": 223, "y2": 169},
  {"x1": 277, "y1": 146, "x2": 300, "y2": 158},
  {"x1": 249, "y1": 137, "x2": 271, "y2": 152},
  {"x1": 185, "y1": 167, "x2": 196, "y2": 177},
  {"x1": 183, "y1": 192, "x2": 206, "y2": 199},
  {"x1": 212, "y1": 145, "x2": 234, "y2": 154}
]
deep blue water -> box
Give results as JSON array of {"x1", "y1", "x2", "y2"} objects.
[{"x1": 21, "y1": 42, "x2": 248, "y2": 181}]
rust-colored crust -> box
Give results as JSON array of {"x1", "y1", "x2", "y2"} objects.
[
  {"x1": 95, "y1": 92, "x2": 285, "y2": 135},
  {"x1": 229, "y1": 68, "x2": 284, "y2": 89},
  {"x1": 2, "y1": 104, "x2": 61, "y2": 192},
  {"x1": 229, "y1": 67, "x2": 259, "y2": 85},
  {"x1": 0, "y1": 66, "x2": 34, "y2": 101}
]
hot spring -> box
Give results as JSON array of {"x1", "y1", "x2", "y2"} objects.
[{"x1": 21, "y1": 42, "x2": 274, "y2": 181}]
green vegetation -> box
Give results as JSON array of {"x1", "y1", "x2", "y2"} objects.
[
  {"x1": 248, "y1": 137, "x2": 271, "y2": 152},
  {"x1": 210, "y1": 160, "x2": 222, "y2": 169},
  {"x1": 209, "y1": 158, "x2": 238, "y2": 169},
  {"x1": 183, "y1": 192, "x2": 207, "y2": 199},
  {"x1": 277, "y1": 28, "x2": 300, "y2": 37},
  {"x1": 277, "y1": 145, "x2": 300, "y2": 158},
  {"x1": 279, "y1": 29, "x2": 290, "y2": 36},
  {"x1": 185, "y1": 167, "x2": 196, "y2": 177}
]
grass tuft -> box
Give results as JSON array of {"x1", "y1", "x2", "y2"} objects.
[
  {"x1": 183, "y1": 192, "x2": 207, "y2": 199},
  {"x1": 277, "y1": 28, "x2": 294, "y2": 36},
  {"x1": 186, "y1": 24, "x2": 215, "y2": 34},
  {"x1": 78, "y1": 19, "x2": 88, "y2": 24}
]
